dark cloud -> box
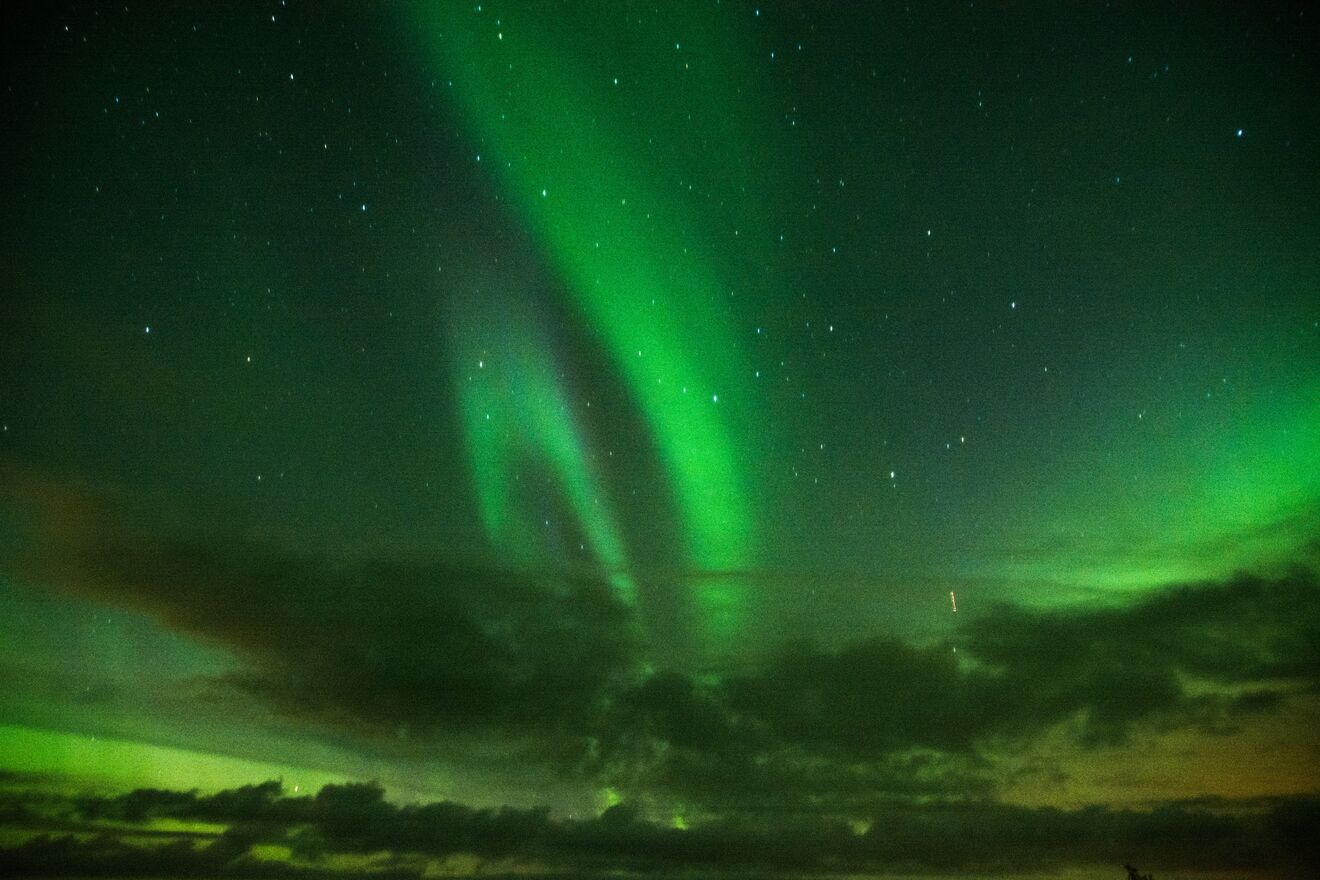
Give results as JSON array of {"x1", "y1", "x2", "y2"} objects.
[
  {"x1": 961, "y1": 568, "x2": 1320, "y2": 745},
  {"x1": 78, "y1": 780, "x2": 285, "y2": 825},
  {"x1": 725, "y1": 637, "x2": 990, "y2": 754},
  {"x1": 33, "y1": 511, "x2": 1319, "y2": 763},
  {"x1": 785, "y1": 571, "x2": 1311, "y2": 752},
  {"x1": 3, "y1": 476, "x2": 638, "y2": 740},
  {"x1": 198, "y1": 560, "x2": 634, "y2": 740},
  {"x1": 0, "y1": 831, "x2": 423, "y2": 880},
  {"x1": 6, "y1": 475, "x2": 1318, "y2": 816},
  {"x1": 2, "y1": 778, "x2": 1316, "y2": 876},
  {"x1": 582, "y1": 570, "x2": 1319, "y2": 810}
]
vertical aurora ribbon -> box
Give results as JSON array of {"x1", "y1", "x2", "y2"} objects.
[
  {"x1": 452, "y1": 295, "x2": 637, "y2": 605},
  {"x1": 421, "y1": 3, "x2": 784, "y2": 644}
]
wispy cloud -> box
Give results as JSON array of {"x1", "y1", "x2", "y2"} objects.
[{"x1": 1, "y1": 779, "x2": 1316, "y2": 877}]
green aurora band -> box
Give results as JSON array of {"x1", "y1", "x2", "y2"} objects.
[
  {"x1": 411, "y1": 2, "x2": 1320, "y2": 626},
  {"x1": 418, "y1": 4, "x2": 787, "y2": 642},
  {"x1": 983, "y1": 372, "x2": 1320, "y2": 601}
]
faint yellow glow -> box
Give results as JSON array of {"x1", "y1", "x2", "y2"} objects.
[{"x1": 994, "y1": 694, "x2": 1320, "y2": 809}]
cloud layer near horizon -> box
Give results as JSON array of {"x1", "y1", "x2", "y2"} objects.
[
  {"x1": 0, "y1": 778, "x2": 1316, "y2": 878},
  {"x1": 6, "y1": 480, "x2": 1319, "y2": 819}
]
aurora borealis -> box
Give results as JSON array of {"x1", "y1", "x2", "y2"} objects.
[{"x1": 1, "y1": 2, "x2": 1318, "y2": 878}]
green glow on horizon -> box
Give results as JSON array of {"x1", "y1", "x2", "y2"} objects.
[
  {"x1": 982, "y1": 378, "x2": 1320, "y2": 600},
  {"x1": 0, "y1": 724, "x2": 344, "y2": 795},
  {"x1": 417, "y1": 4, "x2": 785, "y2": 642}
]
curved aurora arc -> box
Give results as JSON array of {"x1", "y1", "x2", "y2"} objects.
[{"x1": 421, "y1": 4, "x2": 781, "y2": 644}]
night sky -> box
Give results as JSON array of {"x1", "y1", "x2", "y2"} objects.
[{"x1": 2, "y1": 2, "x2": 1318, "y2": 878}]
